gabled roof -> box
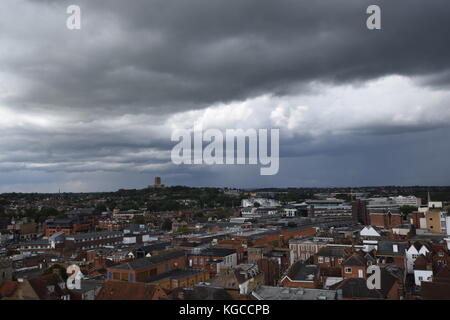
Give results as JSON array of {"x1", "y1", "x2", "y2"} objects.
[
  {"x1": 95, "y1": 281, "x2": 166, "y2": 300},
  {"x1": 342, "y1": 253, "x2": 366, "y2": 267},
  {"x1": 376, "y1": 241, "x2": 408, "y2": 257},
  {"x1": 360, "y1": 226, "x2": 381, "y2": 237},
  {"x1": 433, "y1": 266, "x2": 450, "y2": 283},
  {"x1": 283, "y1": 261, "x2": 318, "y2": 282},
  {"x1": 332, "y1": 268, "x2": 397, "y2": 299},
  {"x1": 27, "y1": 273, "x2": 70, "y2": 300}
]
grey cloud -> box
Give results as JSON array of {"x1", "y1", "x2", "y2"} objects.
[{"x1": 1, "y1": 0, "x2": 450, "y2": 191}]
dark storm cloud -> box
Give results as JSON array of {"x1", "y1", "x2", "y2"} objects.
[
  {"x1": 3, "y1": 0, "x2": 450, "y2": 113},
  {"x1": 1, "y1": 0, "x2": 450, "y2": 191}
]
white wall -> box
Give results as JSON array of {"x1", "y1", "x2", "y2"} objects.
[{"x1": 414, "y1": 270, "x2": 433, "y2": 286}]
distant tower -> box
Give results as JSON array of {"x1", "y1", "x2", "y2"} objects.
[
  {"x1": 152, "y1": 177, "x2": 164, "y2": 188},
  {"x1": 352, "y1": 199, "x2": 369, "y2": 225}
]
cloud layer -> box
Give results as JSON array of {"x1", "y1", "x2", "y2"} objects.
[{"x1": 0, "y1": 0, "x2": 450, "y2": 191}]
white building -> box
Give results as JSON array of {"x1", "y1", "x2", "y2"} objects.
[
  {"x1": 391, "y1": 195, "x2": 421, "y2": 207},
  {"x1": 414, "y1": 269, "x2": 433, "y2": 286},
  {"x1": 241, "y1": 198, "x2": 280, "y2": 208},
  {"x1": 428, "y1": 201, "x2": 443, "y2": 209},
  {"x1": 406, "y1": 244, "x2": 429, "y2": 274},
  {"x1": 360, "y1": 226, "x2": 381, "y2": 238}
]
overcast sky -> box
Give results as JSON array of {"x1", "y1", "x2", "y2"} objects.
[{"x1": 1, "y1": 0, "x2": 450, "y2": 192}]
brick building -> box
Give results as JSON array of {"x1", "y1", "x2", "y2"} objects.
[
  {"x1": 352, "y1": 200, "x2": 369, "y2": 225},
  {"x1": 187, "y1": 248, "x2": 237, "y2": 276},
  {"x1": 289, "y1": 236, "x2": 333, "y2": 264},
  {"x1": 107, "y1": 250, "x2": 187, "y2": 282},
  {"x1": 65, "y1": 231, "x2": 123, "y2": 252},
  {"x1": 146, "y1": 269, "x2": 210, "y2": 291},
  {"x1": 313, "y1": 246, "x2": 352, "y2": 268},
  {"x1": 341, "y1": 253, "x2": 367, "y2": 279},
  {"x1": 369, "y1": 209, "x2": 402, "y2": 228}
]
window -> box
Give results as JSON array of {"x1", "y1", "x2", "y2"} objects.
[
  {"x1": 318, "y1": 257, "x2": 324, "y2": 263},
  {"x1": 345, "y1": 267, "x2": 352, "y2": 274}
]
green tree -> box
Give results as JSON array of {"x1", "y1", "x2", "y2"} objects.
[
  {"x1": 400, "y1": 205, "x2": 418, "y2": 216},
  {"x1": 176, "y1": 227, "x2": 191, "y2": 233},
  {"x1": 43, "y1": 264, "x2": 69, "y2": 281}
]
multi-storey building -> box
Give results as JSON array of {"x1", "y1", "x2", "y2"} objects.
[
  {"x1": 65, "y1": 231, "x2": 123, "y2": 251},
  {"x1": 289, "y1": 236, "x2": 333, "y2": 264},
  {"x1": 187, "y1": 248, "x2": 237, "y2": 276},
  {"x1": 107, "y1": 250, "x2": 187, "y2": 282}
]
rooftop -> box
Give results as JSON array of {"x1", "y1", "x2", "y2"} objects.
[
  {"x1": 109, "y1": 250, "x2": 185, "y2": 271},
  {"x1": 252, "y1": 286, "x2": 338, "y2": 300}
]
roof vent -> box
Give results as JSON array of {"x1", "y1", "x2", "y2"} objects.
[{"x1": 296, "y1": 288, "x2": 305, "y2": 295}]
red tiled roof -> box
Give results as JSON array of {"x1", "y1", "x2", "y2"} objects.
[
  {"x1": 0, "y1": 281, "x2": 19, "y2": 297},
  {"x1": 95, "y1": 281, "x2": 167, "y2": 300}
]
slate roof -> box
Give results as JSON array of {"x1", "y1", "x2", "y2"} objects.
[
  {"x1": 252, "y1": 285, "x2": 339, "y2": 300},
  {"x1": 316, "y1": 246, "x2": 349, "y2": 258},
  {"x1": 342, "y1": 253, "x2": 366, "y2": 267},
  {"x1": 138, "y1": 242, "x2": 172, "y2": 253},
  {"x1": 28, "y1": 273, "x2": 70, "y2": 300},
  {"x1": 145, "y1": 269, "x2": 204, "y2": 283},
  {"x1": 191, "y1": 248, "x2": 236, "y2": 257},
  {"x1": 285, "y1": 261, "x2": 318, "y2": 281},
  {"x1": 332, "y1": 269, "x2": 397, "y2": 299},
  {"x1": 110, "y1": 250, "x2": 185, "y2": 271},
  {"x1": 376, "y1": 241, "x2": 408, "y2": 257}
]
